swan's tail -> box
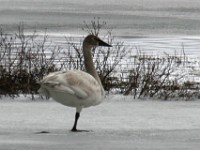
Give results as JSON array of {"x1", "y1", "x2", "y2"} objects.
[{"x1": 38, "y1": 85, "x2": 50, "y2": 99}]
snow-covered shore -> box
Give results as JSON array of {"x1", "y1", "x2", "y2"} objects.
[{"x1": 0, "y1": 96, "x2": 200, "y2": 149}]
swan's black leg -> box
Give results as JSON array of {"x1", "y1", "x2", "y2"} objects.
[
  {"x1": 71, "y1": 112, "x2": 80, "y2": 132},
  {"x1": 71, "y1": 112, "x2": 91, "y2": 132}
]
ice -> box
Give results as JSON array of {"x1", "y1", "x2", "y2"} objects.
[
  {"x1": 1, "y1": 0, "x2": 200, "y2": 36},
  {"x1": 0, "y1": 95, "x2": 200, "y2": 149}
]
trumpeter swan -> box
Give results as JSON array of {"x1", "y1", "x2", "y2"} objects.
[{"x1": 38, "y1": 35, "x2": 111, "y2": 132}]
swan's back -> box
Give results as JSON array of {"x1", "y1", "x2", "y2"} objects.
[{"x1": 38, "y1": 70, "x2": 104, "y2": 108}]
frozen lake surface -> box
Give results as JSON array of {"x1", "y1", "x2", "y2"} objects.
[
  {"x1": 1, "y1": 0, "x2": 200, "y2": 37},
  {"x1": 1, "y1": 0, "x2": 200, "y2": 57},
  {"x1": 0, "y1": 95, "x2": 200, "y2": 149}
]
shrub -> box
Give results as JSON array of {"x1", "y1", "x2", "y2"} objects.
[
  {"x1": 0, "y1": 20, "x2": 200, "y2": 100},
  {"x1": 123, "y1": 50, "x2": 200, "y2": 100}
]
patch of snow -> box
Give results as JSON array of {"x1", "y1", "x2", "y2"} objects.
[{"x1": 0, "y1": 96, "x2": 200, "y2": 149}]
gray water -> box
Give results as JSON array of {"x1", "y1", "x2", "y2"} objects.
[{"x1": 0, "y1": 0, "x2": 200, "y2": 56}]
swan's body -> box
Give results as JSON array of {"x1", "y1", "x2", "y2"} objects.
[
  {"x1": 38, "y1": 35, "x2": 111, "y2": 131},
  {"x1": 39, "y1": 70, "x2": 104, "y2": 109}
]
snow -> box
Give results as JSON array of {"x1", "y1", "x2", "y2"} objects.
[{"x1": 0, "y1": 95, "x2": 200, "y2": 149}]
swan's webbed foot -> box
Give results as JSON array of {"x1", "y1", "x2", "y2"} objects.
[{"x1": 71, "y1": 128, "x2": 91, "y2": 132}]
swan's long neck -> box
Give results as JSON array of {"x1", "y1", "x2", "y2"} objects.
[{"x1": 83, "y1": 44, "x2": 102, "y2": 86}]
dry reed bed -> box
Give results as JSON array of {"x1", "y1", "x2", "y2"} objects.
[{"x1": 0, "y1": 23, "x2": 200, "y2": 100}]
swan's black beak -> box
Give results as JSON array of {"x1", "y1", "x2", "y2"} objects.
[{"x1": 98, "y1": 39, "x2": 112, "y2": 47}]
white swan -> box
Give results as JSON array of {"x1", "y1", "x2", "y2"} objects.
[{"x1": 38, "y1": 35, "x2": 111, "y2": 132}]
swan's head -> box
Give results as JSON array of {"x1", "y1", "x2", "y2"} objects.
[{"x1": 83, "y1": 35, "x2": 112, "y2": 48}]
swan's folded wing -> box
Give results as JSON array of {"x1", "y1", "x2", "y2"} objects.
[
  {"x1": 70, "y1": 86, "x2": 88, "y2": 99},
  {"x1": 42, "y1": 81, "x2": 88, "y2": 99}
]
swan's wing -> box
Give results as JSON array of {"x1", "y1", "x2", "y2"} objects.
[
  {"x1": 39, "y1": 71, "x2": 96, "y2": 99},
  {"x1": 42, "y1": 81, "x2": 75, "y2": 95}
]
